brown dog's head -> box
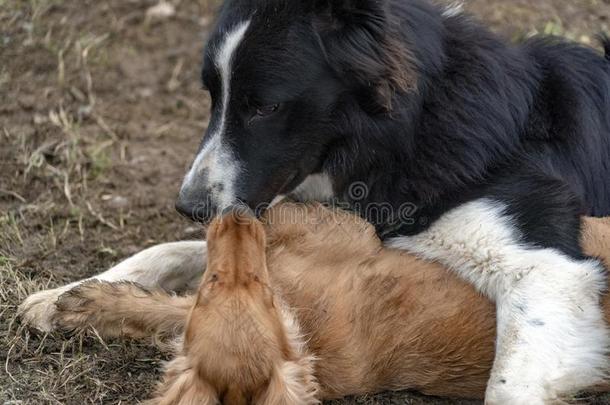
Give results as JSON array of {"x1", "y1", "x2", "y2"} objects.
[{"x1": 152, "y1": 207, "x2": 318, "y2": 405}]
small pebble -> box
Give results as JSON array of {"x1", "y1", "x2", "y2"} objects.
[{"x1": 146, "y1": 1, "x2": 175, "y2": 20}]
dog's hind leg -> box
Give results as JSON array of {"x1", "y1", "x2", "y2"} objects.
[
  {"x1": 19, "y1": 241, "x2": 206, "y2": 332},
  {"x1": 52, "y1": 281, "x2": 194, "y2": 340}
]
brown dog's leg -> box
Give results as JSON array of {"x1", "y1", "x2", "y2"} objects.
[{"x1": 53, "y1": 280, "x2": 194, "y2": 340}]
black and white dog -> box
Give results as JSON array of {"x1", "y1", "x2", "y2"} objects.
[{"x1": 21, "y1": 0, "x2": 610, "y2": 403}]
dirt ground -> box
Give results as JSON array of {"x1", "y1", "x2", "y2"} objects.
[{"x1": 1, "y1": 0, "x2": 609, "y2": 404}]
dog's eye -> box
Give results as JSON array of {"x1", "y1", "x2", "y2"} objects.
[
  {"x1": 209, "y1": 273, "x2": 218, "y2": 282},
  {"x1": 256, "y1": 104, "x2": 280, "y2": 117}
]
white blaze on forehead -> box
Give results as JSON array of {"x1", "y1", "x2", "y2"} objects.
[
  {"x1": 215, "y1": 20, "x2": 250, "y2": 145},
  {"x1": 181, "y1": 21, "x2": 251, "y2": 210}
]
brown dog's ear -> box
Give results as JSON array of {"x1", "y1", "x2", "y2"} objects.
[
  {"x1": 312, "y1": 0, "x2": 416, "y2": 112},
  {"x1": 256, "y1": 359, "x2": 319, "y2": 405},
  {"x1": 150, "y1": 356, "x2": 218, "y2": 405}
]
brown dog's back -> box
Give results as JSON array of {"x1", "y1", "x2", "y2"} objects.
[{"x1": 264, "y1": 204, "x2": 610, "y2": 399}]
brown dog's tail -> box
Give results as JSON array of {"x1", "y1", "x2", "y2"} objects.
[{"x1": 54, "y1": 280, "x2": 194, "y2": 342}]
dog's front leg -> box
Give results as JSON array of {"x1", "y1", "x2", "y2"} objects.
[
  {"x1": 388, "y1": 197, "x2": 608, "y2": 403},
  {"x1": 19, "y1": 241, "x2": 206, "y2": 332}
]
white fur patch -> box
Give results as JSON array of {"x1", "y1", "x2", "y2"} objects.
[
  {"x1": 388, "y1": 199, "x2": 609, "y2": 401},
  {"x1": 97, "y1": 241, "x2": 206, "y2": 290},
  {"x1": 442, "y1": 2, "x2": 464, "y2": 18},
  {"x1": 290, "y1": 173, "x2": 335, "y2": 203},
  {"x1": 269, "y1": 173, "x2": 335, "y2": 209},
  {"x1": 181, "y1": 21, "x2": 251, "y2": 210}
]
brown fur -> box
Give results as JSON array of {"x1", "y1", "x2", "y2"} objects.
[
  {"x1": 53, "y1": 204, "x2": 610, "y2": 402},
  {"x1": 581, "y1": 217, "x2": 610, "y2": 323},
  {"x1": 55, "y1": 281, "x2": 192, "y2": 340}
]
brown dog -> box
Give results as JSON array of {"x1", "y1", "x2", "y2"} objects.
[{"x1": 53, "y1": 203, "x2": 610, "y2": 403}]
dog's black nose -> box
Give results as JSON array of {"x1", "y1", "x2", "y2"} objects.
[
  {"x1": 175, "y1": 199, "x2": 194, "y2": 220},
  {"x1": 175, "y1": 198, "x2": 215, "y2": 223}
]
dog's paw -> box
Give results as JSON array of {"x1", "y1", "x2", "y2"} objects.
[
  {"x1": 18, "y1": 288, "x2": 67, "y2": 332},
  {"x1": 52, "y1": 282, "x2": 105, "y2": 331}
]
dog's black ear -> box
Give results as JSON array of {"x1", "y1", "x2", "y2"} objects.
[{"x1": 312, "y1": 0, "x2": 416, "y2": 111}]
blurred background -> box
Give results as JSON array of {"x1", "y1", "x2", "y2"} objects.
[{"x1": 1, "y1": 0, "x2": 609, "y2": 403}]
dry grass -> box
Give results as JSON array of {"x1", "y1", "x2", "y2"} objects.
[
  {"x1": 1, "y1": 0, "x2": 213, "y2": 403},
  {"x1": 1, "y1": 0, "x2": 609, "y2": 403}
]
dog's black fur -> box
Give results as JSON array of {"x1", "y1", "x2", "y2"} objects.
[{"x1": 178, "y1": 0, "x2": 610, "y2": 260}]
